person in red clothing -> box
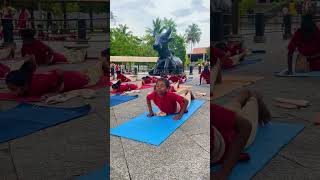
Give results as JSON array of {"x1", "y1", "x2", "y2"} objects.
[
  {"x1": 17, "y1": 8, "x2": 30, "y2": 35},
  {"x1": 287, "y1": 14, "x2": 320, "y2": 74},
  {"x1": 5, "y1": 57, "x2": 106, "y2": 97},
  {"x1": 0, "y1": 63, "x2": 10, "y2": 78},
  {"x1": 116, "y1": 71, "x2": 131, "y2": 82},
  {"x1": 20, "y1": 29, "x2": 67, "y2": 65},
  {"x1": 200, "y1": 65, "x2": 210, "y2": 85},
  {"x1": 212, "y1": 43, "x2": 247, "y2": 69},
  {"x1": 111, "y1": 80, "x2": 142, "y2": 93},
  {"x1": 212, "y1": 89, "x2": 271, "y2": 179},
  {"x1": 146, "y1": 78, "x2": 194, "y2": 120}
]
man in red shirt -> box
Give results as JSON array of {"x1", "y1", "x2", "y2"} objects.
[
  {"x1": 116, "y1": 71, "x2": 131, "y2": 82},
  {"x1": 200, "y1": 65, "x2": 210, "y2": 85},
  {"x1": 212, "y1": 89, "x2": 271, "y2": 179},
  {"x1": 146, "y1": 78, "x2": 194, "y2": 120}
]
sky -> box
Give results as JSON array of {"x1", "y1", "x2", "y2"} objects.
[{"x1": 111, "y1": 0, "x2": 210, "y2": 53}]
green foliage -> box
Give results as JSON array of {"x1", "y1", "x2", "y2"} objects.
[
  {"x1": 110, "y1": 25, "x2": 157, "y2": 57},
  {"x1": 185, "y1": 23, "x2": 201, "y2": 46}
]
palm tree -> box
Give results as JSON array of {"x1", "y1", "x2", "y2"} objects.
[
  {"x1": 163, "y1": 18, "x2": 177, "y2": 33},
  {"x1": 185, "y1": 23, "x2": 202, "y2": 64},
  {"x1": 146, "y1": 18, "x2": 165, "y2": 35},
  {"x1": 118, "y1": 24, "x2": 132, "y2": 36}
]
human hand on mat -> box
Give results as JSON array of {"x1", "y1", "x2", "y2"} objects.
[{"x1": 173, "y1": 114, "x2": 183, "y2": 120}]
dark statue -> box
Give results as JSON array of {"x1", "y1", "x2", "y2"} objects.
[{"x1": 149, "y1": 28, "x2": 183, "y2": 75}]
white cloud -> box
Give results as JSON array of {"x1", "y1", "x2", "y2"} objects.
[{"x1": 111, "y1": 0, "x2": 210, "y2": 52}]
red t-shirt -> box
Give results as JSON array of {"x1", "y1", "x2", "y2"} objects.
[
  {"x1": 288, "y1": 29, "x2": 320, "y2": 71},
  {"x1": 26, "y1": 70, "x2": 89, "y2": 96},
  {"x1": 21, "y1": 40, "x2": 50, "y2": 65},
  {"x1": 212, "y1": 47, "x2": 226, "y2": 65},
  {"x1": 200, "y1": 71, "x2": 210, "y2": 84},
  {"x1": 18, "y1": 10, "x2": 28, "y2": 29},
  {"x1": 146, "y1": 91, "x2": 185, "y2": 114},
  {"x1": 211, "y1": 104, "x2": 237, "y2": 164},
  {"x1": 117, "y1": 73, "x2": 131, "y2": 82},
  {"x1": 62, "y1": 71, "x2": 89, "y2": 92},
  {"x1": 168, "y1": 75, "x2": 179, "y2": 83},
  {"x1": 0, "y1": 63, "x2": 10, "y2": 78},
  {"x1": 115, "y1": 84, "x2": 138, "y2": 93},
  {"x1": 143, "y1": 78, "x2": 152, "y2": 84}
]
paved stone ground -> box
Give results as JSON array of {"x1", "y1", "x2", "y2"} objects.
[
  {"x1": 214, "y1": 31, "x2": 320, "y2": 180},
  {"x1": 0, "y1": 36, "x2": 108, "y2": 179},
  {"x1": 110, "y1": 73, "x2": 210, "y2": 180}
]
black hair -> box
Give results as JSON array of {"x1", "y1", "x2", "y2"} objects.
[
  {"x1": 300, "y1": 14, "x2": 318, "y2": 40},
  {"x1": 21, "y1": 29, "x2": 36, "y2": 40},
  {"x1": 101, "y1": 48, "x2": 109, "y2": 57},
  {"x1": 5, "y1": 60, "x2": 34, "y2": 87},
  {"x1": 156, "y1": 78, "x2": 170, "y2": 88},
  {"x1": 111, "y1": 80, "x2": 121, "y2": 90}
]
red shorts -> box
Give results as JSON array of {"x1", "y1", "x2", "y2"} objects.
[{"x1": 63, "y1": 71, "x2": 89, "y2": 92}]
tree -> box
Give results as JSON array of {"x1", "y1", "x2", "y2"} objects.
[
  {"x1": 146, "y1": 18, "x2": 164, "y2": 35},
  {"x1": 117, "y1": 24, "x2": 132, "y2": 36},
  {"x1": 163, "y1": 18, "x2": 177, "y2": 33},
  {"x1": 185, "y1": 23, "x2": 202, "y2": 63}
]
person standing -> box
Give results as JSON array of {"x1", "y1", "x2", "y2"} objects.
[
  {"x1": 18, "y1": 8, "x2": 30, "y2": 36},
  {"x1": 1, "y1": 0, "x2": 15, "y2": 45}
]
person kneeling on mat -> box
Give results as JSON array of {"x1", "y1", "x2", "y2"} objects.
[
  {"x1": 212, "y1": 89, "x2": 271, "y2": 179},
  {"x1": 5, "y1": 56, "x2": 107, "y2": 98},
  {"x1": 20, "y1": 29, "x2": 67, "y2": 65},
  {"x1": 146, "y1": 78, "x2": 194, "y2": 120},
  {"x1": 287, "y1": 14, "x2": 320, "y2": 74}
]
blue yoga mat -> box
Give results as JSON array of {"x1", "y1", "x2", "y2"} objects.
[
  {"x1": 224, "y1": 58, "x2": 262, "y2": 72},
  {"x1": 212, "y1": 122, "x2": 304, "y2": 180},
  {"x1": 111, "y1": 99, "x2": 205, "y2": 146},
  {"x1": 110, "y1": 95, "x2": 138, "y2": 107},
  {"x1": 275, "y1": 69, "x2": 320, "y2": 77},
  {"x1": 0, "y1": 103, "x2": 90, "y2": 143},
  {"x1": 77, "y1": 164, "x2": 109, "y2": 180}
]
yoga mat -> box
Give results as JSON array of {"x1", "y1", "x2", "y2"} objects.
[
  {"x1": 110, "y1": 94, "x2": 138, "y2": 107},
  {"x1": 0, "y1": 103, "x2": 91, "y2": 143},
  {"x1": 110, "y1": 100, "x2": 205, "y2": 146},
  {"x1": 275, "y1": 69, "x2": 320, "y2": 77},
  {"x1": 77, "y1": 164, "x2": 109, "y2": 180},
  {"x1": 212, "y1": 122, "x2": 304, "y2": 180},
  {"x1": 224, "y1": 58, "x2": 262, "y2": 71}
]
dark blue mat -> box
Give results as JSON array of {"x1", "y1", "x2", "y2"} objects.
[
  {"x1": 77, "y1": 164, "x2": 109, "y2": 180},
  {"x1": 0, "y1": 103, "x2": 91, "y2": 143},
  {"x1": 110, "y1": 95, "x2": 138, "y2": 107},
  {"x1": 212, "y1": 122, "x2": 304, "y2": 180}
]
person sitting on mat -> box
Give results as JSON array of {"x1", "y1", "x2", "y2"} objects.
[
  {"x1": 5, "y1": 57, "x2": 107, "y2": 97},
  {"x1": 20, "y1": 29, "x2": 68, "y2": 65},
  {"x1": 287, "y1": 14, "x2": 320, "y2": 74},
  {"x1": 116, "y1": 70, "x2": 131, "y2": 82},
  {"x1": 168, "y1": 74, "x2": 187, "y2": 84},
  {"x1": 200, "y1": 65, "x2": 210, "y2": 85},
  {"x1": 146, "y1": 78, "x2": 194, "y2": 120},
  {"x1": 212, "y1": 89, "x2": 271, "y2": 179},
  {"x1": 212, "y1": 43, "x2": 247, "y2": 69},
  {"x1": 111, "y1": 80, "x2": 142, "y2": 93}
]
